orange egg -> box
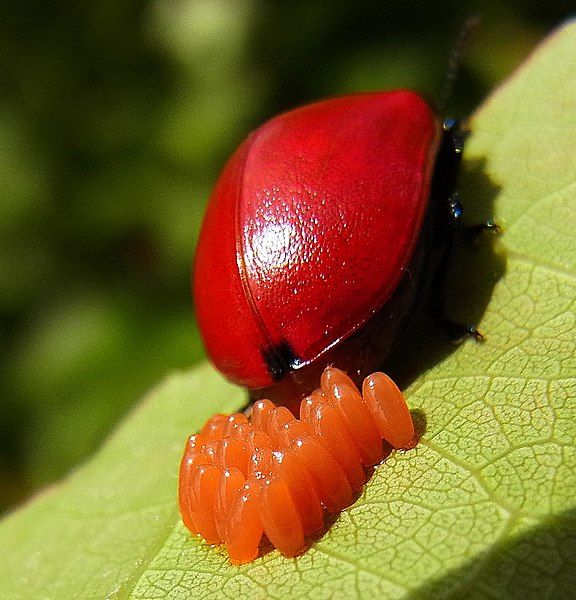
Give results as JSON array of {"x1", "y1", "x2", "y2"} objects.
[
  {"x1": 362, "y1": 372, "x2": 416, "y2": 449},
  {"x1": 190, "y1": 464, "x2": 221, "y2": 544},
  {"x1": 324, "y1": 380, "x2": 383, "y2": 466},
  {"x1": 290, "y1": 434, "x2": 353, "y2": 513},
  {"x1": 261, "y1": 476, "x2": 305, "y2": 557},
  {"x1": 251, "y1": 398, "x2": 275, "y2": 430},
  {"x1": 306, "y1": 400, "x2": 366, "y2": 491},
  {"x1": 225, "y1": 481, "x2": 264, "y2": 565},
  {"x1": 215, "y1": 437, "x2": 249, "y2": 476},
  {"x1": 222, "y1": 412, "x2": 249, "y2": 437},
  {"x1": 215, "y1": 467, "x2": 245, "y2": 541},
  {"x1": 266, "y1": 406, "x2": 296, "y2": 443},
  {"x1": 271, "y1": 448, "x2": 324, "y2": 536},
  {"x1": 199, "y1": 413, "x2": 228, "y2": 441}
]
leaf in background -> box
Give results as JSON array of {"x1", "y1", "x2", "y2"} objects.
[{"x1": 1, "y1": 20, "x2": 575, "y2": 600}]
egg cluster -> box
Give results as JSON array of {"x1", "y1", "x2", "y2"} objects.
[{"x1": 178, "y1": 366, "x2": 417, "y2": 564}]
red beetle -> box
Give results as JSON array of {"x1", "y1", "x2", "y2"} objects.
[{"x1": 193, "y1": 90, "x2": 464, "y2": 408}]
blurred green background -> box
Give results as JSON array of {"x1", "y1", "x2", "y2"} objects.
[{"x1": 0, "y1": 0, "x2": 571, "y2": 514}]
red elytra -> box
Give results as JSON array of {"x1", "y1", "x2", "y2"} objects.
[{"x1": 194, "y1": 90, "x2": 456, "y2": 399}]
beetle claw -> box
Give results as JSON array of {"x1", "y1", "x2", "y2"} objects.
[
  {"x1": 442, "y1": 319, "x2": 485, "y2": 344},
  {"x1": 462, "y1": 220, "x2": 503, "y2": 244}
]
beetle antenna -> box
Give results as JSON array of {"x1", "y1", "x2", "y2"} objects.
[{"x1": 440, "y1": 15, "x2": 481, "y2": 115}]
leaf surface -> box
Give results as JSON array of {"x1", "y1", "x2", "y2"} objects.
[{"x1": 1, "y1": 21, "x2": 575, "y2": 600}]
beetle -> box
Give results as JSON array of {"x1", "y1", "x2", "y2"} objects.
[{"x1": 193, "y1": 90, "x2": 471, "y2": 409}]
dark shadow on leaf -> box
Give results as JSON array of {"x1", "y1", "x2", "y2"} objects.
[
  {"x1": 410, "y1": 408, "x2": 428, "y2": 439},
  {"x1": 384, "y1": 156, "x2": 507, "y2": 391},
  {"x1": 407, "y1": 508, "x2": 576, "y2": 599}
]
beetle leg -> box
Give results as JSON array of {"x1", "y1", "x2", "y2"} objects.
[
  {"x1": 440, "y1": 319, "x2": 485, "y2": 343},
  {"x1": 461, "y1": 220, "x2": 503, "y2": 244},
  {"x1": 447, "y1": 192, "x2": 501, "y2": 238},
  {"x1": 434, "y1": 192, "x2": 487, "y2": 343}
]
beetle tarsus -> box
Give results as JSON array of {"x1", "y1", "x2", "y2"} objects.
[
  {"x1": 442, "y1": 319, "x2": 485, "y2": 344},
  {"x1": 461, "y1": 220, "x2": 503, "y2": 244}
]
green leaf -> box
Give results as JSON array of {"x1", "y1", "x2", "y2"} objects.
[{"x1": 1, "y1": 21, "x2": 575, "y2": 600}]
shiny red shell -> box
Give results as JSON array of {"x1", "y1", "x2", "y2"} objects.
[{"x1": 194, "y1": 90, "x2": 441, "y2": 389}]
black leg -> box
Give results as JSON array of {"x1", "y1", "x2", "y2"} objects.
[
  {"x1": 428, "y1": 122, "x2": 491, "y2": 346},
  {"x1": 461, "y1": 220, "x2": 503, "y2": 244},
  {"x1": 441, "y1": 318, "x2": 486, "y2": 343},
  {"x1": 440, "y1": 193, "x2": 488, "y2": 343}
]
